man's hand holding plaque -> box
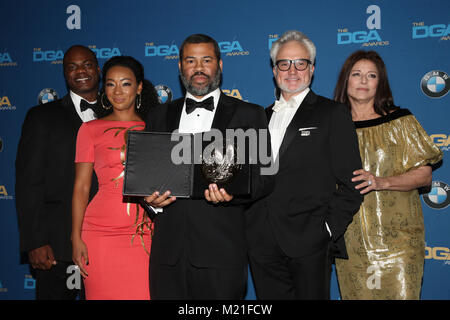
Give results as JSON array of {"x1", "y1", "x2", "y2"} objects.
[
  {"x1": 204, "y1": 184, "x2": 234, "y2": 204},
  {"x1": 143, "y1": 185, "x2": 233, "y2": 211},
  {"x1": 143, "y1": 190, "x2": 176, "y2": 209}
]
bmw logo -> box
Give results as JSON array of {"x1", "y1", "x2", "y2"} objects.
[
  {"x1": 155, "y1": 84, "x2": 172, "y2": 104},
  {"x1": 423, "y1": 181, "x2": 450, "y2": 210},
  {"x1": 38, "y1": 88, "x2": 59, "y2": 104},
  {"x1": 420, "y1": 70, "x2": 449, "y2": 98}
]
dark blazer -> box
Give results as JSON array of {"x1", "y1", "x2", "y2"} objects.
[
  {"x1": 246, "y1": 90, "x2": 363, "y2": 259},
  {"x1": 15, "y1": 94, "x2": 97, "y2": 262},
  {"x1": 145, "y1": 92, "x2": 274, "y2": 268}
]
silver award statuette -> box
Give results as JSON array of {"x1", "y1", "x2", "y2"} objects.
[{"x1": 201, "y1": 140, "x2": 242, "y2": 184}]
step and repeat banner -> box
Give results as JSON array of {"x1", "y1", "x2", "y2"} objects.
[{"x1": 0, "y1": 0, "x2": 448, "y2": 299}]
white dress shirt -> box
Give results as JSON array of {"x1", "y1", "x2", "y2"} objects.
[
  {"x1": 151, "y1": 88, "x2": 221, "y2": 214},
  {"x1": 70, "y1": 91, "x2": 97, "y2": 123},
  {"x1": 269, "y1": 88, "x2": 310, "y2": 160},
  {"x1": 178, "y1": 88, "x2": 221, "y2": 134}
]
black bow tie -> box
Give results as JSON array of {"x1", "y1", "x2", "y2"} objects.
[
  {"x1": 80, "y1": 99, "x2": 94, "y2": 112},
  {"x1": 185, "y1": 97, "x2": 214, "y2": 114}
]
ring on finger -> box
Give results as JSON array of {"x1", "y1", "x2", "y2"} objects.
[{"x1": 367, "y1": 179, "x2": 372, "y2": 186}]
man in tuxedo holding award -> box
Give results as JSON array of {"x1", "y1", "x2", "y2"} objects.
[
  {"x1": 245, "y1": 30, "x2": 363, "y2": 299},
  {"x1": 142, "y1": 34, "x2": 273, "y2": 299},
  {"x1": 15, "y1": 45, "x2": 100, "y2": 299}
]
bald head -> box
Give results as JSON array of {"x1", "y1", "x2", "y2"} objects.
[
  {"x1": 63, "y1": 45, "x2": 97, "y2": 66},
  {"x1": 63, "y1": 45, "x2": 100, "y2": 101}
]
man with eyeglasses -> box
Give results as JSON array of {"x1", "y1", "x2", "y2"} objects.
[{"x1": 246, "y1": 30, "x2": 363, "y2": 299}]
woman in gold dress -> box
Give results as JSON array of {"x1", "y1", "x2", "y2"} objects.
[{"x1": 333, "y1": 50, "x2": 443, "y2": 299}]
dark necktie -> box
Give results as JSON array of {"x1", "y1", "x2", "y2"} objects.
[
  {"x1": 80, "y1": 99, "x2": 93, "y2": 112},
  {"x1": 185, "y1": 96, "x2": 214, "y2": 114}
]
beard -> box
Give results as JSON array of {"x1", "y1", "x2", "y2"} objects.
[
  {"x1": 277, "y1": 82, "x2": 309, "y2": 95},
  {"x1": 275, "y1": 68, "x2": 312, "y2": 96},
  {"x1": 181, "y1": 68, "x2": 222, "y2": 97}
]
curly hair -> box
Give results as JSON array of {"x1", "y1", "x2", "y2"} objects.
[{"x1": 94, "y1": 55, "x2": 159, "y2": 119}]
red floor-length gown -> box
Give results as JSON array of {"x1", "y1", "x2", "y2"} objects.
[{"x1": 75, "y1": 119, "x2": 151, "y2": 300}]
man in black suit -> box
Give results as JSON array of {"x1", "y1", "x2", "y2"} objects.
[
  {"x1": 15, "y1": 45, "x2": 100, "y2": 299},
  {"x1": 142, "y1": 34, "x2": 273, "y2": 299},
  {"x1": 246, "y1": 30, "x2": 363, "y2": 299}
]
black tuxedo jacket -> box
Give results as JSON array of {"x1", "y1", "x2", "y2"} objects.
[
  {"x1": 15, "y1": 94, "x2": 97, "y2": 262},
  {"x1": 145, "y1": 92, "x2": 274, "y2": 268},
  {"x1": 246, "y1": 90, "x2": 363, "y2": 259}
]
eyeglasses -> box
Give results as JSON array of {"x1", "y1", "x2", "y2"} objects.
[{"x1": 275, "y1": 59, "x2": 312, "y2": 71}]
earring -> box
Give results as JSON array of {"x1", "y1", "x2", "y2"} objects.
[
  {"x1": 136, "y1": 94, "x2": 141, "y2": 109},
  {"x1": 101, "y1": 92, "x2": 112, "y2": 110}
]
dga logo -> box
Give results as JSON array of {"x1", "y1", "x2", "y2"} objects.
[
  {"x1": 425, "y1": 245, "x2": 450, "y2": 264},
  {"x1": 0, "y1": 96, "x2": 16, "y2": 111},
  {"x1": 0, "y1": 52, "x2": 18, "y2": 67},
  {"x1": 423, "y1": 181, "x2": 450, "y2": 210},
  {"x1": 337, "y1": 5, "x2": 389, "y2": 47},
  {"x1": 222, "y1": 89, "x2": 245, "y2": 101},
  {"x1": 33, "y1": 48, "x2": 64, "y2": 64},
  {"x1": 155, "y1": 85, "x2": 173, "y2": 104},
  {"x1": 0, "y1": 52, "x2": 12, "y2": 63},
  {"x1": 89, "y1": 46, "x2": 121, "y2": 59},
  {"x1": 145, "y1": 42, "x2": 179, "y2": 60},
  {"x1": 412, "y1": 22, "x2": 450, "y2": 41},
  {"x1": 219, "y1": 40, "x2": 249, "y2": 57},
  {"x1": 268, "y1": 34, "x2": 279, "y2": 50},
  {"x1": 24, "y1": 275, "x2": 36, "y2": 289},
  {"x1": 0, "y1": 281, "x2": 7, "y2": 293},
  {"x1": 38, "y1": 88, "x2": 59, "y2": 105},
  {"x1": 431, "y1": 134, "x2": 450, "y2": 152},
  {"x1": 421, "y1": 71, "x2": 450, "y2": 98},
  {"x1": 0, "y1": 185, "x2": 13, "y2": 200}
]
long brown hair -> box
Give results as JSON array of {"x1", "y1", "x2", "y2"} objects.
[{"x1": 334, "y1": 50, "x2": 397, "y2": 116}]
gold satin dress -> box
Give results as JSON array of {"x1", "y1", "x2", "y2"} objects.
[{"x1": 335, "y1": 108, "x2": 443, "y2": 300}]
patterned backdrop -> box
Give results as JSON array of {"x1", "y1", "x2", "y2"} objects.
[{"x1": 0, "y1": 0, "x2": 448, "y2": 299}]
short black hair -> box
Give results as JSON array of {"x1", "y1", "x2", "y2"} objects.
[
  {"x1": 179, "y1": 34, "x2": 221, "y2": 62},
  {"x1": 63, "y1": 45, "x2": 98, "y2": 67}
]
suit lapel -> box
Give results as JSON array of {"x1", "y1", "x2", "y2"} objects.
[
  {"x1": 211, "y1": 93, "x2": 236, "y2": 132},
  {"x1": 278, "y1": 90, "x2": 317, "y2": 158},
  {"x1": 60, "y1": 94, "x2": 82, "y2": 127},
  {"x1": 166, "y1": 98, "x2": 184, "y2": 132},
  {"x1": 266, "y1": 104, "x2": 274, "y2": 122}
]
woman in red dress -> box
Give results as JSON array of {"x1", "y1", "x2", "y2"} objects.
[{"x1": 71, "y1": 56, "x2": 158, "y2": 299}]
